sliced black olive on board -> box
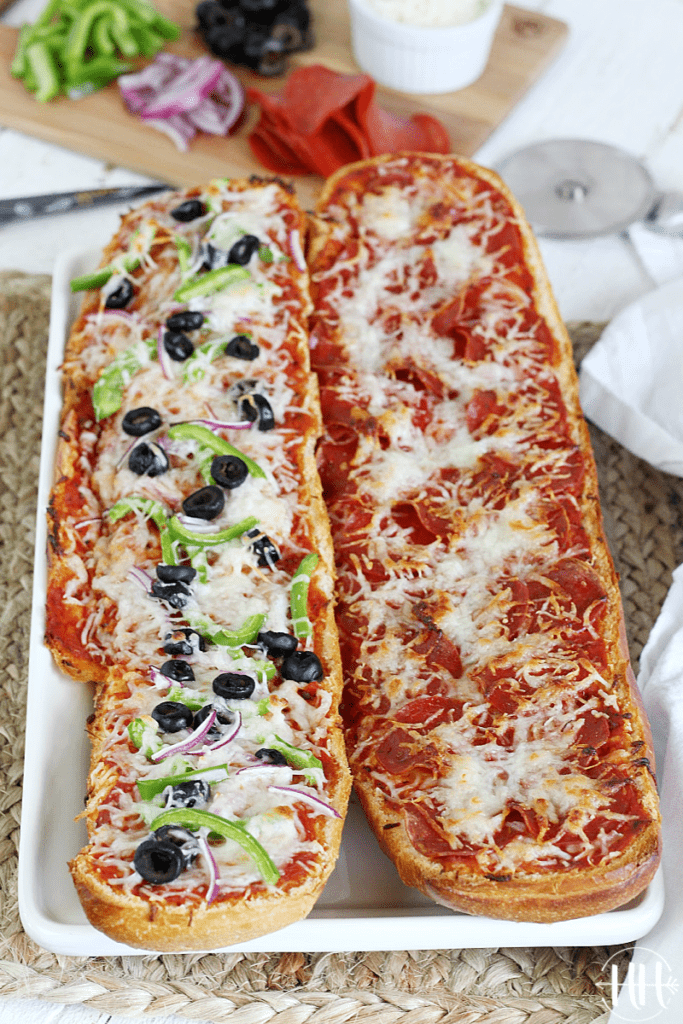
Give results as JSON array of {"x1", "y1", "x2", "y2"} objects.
[
  {"x1": 157, "y1": 564, "x2": 197, "y2": 585},
  {"x1": 134, "y1": 837, "x2": 185, "y2": 883},
  {"x1": 151, "y1": 579, "x2": 192, "y2": 609},
  {"x1": 228, "y1": 234, "x2": 260, "y2": 266},
  {"x1": 104, "y1": 277, "x2": 134, "y2": 309},
  {"x1": 166, "y1": 778, "x2": 211, "y2": 809},
  {"x1": 165, "y1": 310, "x2": 205, "y2": 332},
  {"x1": 246, "y1": 527, "x2": 280, "y2": 568},
  {"x1": 244, "y1": 31, "x2": 287, "y2": 75},
  {"x1": 211, "y1": 454, "x2": 249, "y2": 490},
  {"x1": 281, "y1": 650, "x2": 324, "y2": 682},
  {"x1": 182, "y1": 485, "x2": 225, "y2": 520},
  {"x1": 160, "y1": 659, "x2": 196, "y2": 683},
  {"x1": 163, "y1": 329, "x2": 194, "y2": 361},
  {"x1": 225, "y1": 334, "x2": 260, "y2": 360},
  {"x1": 212, "y1": 672, "x2": 256, "y2": 700},
  {"x1": 255, "y1": 747, "x2": 288, "y2": 766},
  {"x1": 122, "y1": 406, "x2": 162, "y2": 437},
  {"x1": 154, "y1": 824, "x2": 199, "y2": 865},
  {"x1": 163, "y1": 628, "x2": 206, "y2": 656},
  {"x1": 152, "y1": 700, "x2": 195, "y2": 733},
  {"x1": 171, "y1": 198, "x2": 206, "y2": 222},
  {"x1": 239, "y1": 0, "x2": 280, "y2": 17},
  {"x1": 238, "y1": 392, "x2": 275, "y2": 431},
  {"x1": 128, "y1": 441, "x2": 169, "y2": 477},
  {"x1": 257, "y1": 630, "x2": 298, "y2": 657}
]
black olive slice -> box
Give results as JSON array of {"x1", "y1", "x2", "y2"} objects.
[
  {"x1": 257, "y1": 630, "x2": 298, "y2": 656},
  {"x1": 160, "y1": 659, "x2": 196, "y2": 682},
  {"x1": 152, "y1": 700, "x2": 195, "y2": 733},
  {"x1": 151, "y1": 580, "x2": 191, "y2": 609},
  {"x1": 225, "y1": 333, "x2": 260, "y2": 360},
  {"x1": 163, "y1": 628, "x2": 207, "y2": 656},
  {"x1": 212, "y1": 672, "x2": 256, "y2": 700},
  {"x1": 255, "y1": 747, "x2": 288, "y2": 765},
  {"x1": 128, "y1": 441, "x2": 169, "y2": 477},
  {"x1": 228, "y1": 234, "x2": 260, "y2": 266},
  {"x1": 166, "y1": 778, "x2": 211, "y2": 809},
  {"x1": 211, "y1": 454, "x2": 249, "y2": 490},
  {"x1": 238, "y1": 392, "x2": 274, "y2": 431},
  {"x1": 163, "y1": 329, "x2": 194, "y2": 361},
  {"x1": 182, "y1": 485, "x2": 225, "y2": 520},
  {"x1": 134, "y1": 837, "x2": 185, "y2": 883},
  {"x1": 157, "y1": 564, "x2": 197, "y2": 584},
  {"x1": 122, "y1": 406, "x2": 162, "y2": 437},
  {"x1": 281, "y1": 650, "x2": 324, "y2": 682},
  {"x1": 105, "y1": 277, "x2": 134, "y2": 309},
  {"x1": 239, "y1": 0, "x2": 279, "y2": 16},
  {"x1": 199, "y1": 241, "x2": 231, "y2": 270},
  {"x1": 193, "y1": 703, "x2": 234, "y2": 736},
  {"x1": 154, "y1": 824, "x2": 200, "y2": 866},
  {"x1": 165, "y1": 310, "x2": 205, "y2": 332},
  {"x1": 246, "y1": 527, "x2": 280, "y2": 568},
  {"x1": 171, "y1": 199, "x2": 206, "y2": 222}
]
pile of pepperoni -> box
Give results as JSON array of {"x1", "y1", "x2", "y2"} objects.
[{"x1": 248, "y1": 65, "x2": 450, "y2": 177}]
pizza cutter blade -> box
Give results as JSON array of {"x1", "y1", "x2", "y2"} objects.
[{"x1": 495, "y1": 138, "x2": 683, "y2": 240}]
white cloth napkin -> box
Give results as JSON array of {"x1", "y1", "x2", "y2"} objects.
[
  {"x1": 629, "y1": 222, "x2": 683, "y2": 286},
  {"x1": 578, "y1": 279, "x2": 683, "y2": 1022}
]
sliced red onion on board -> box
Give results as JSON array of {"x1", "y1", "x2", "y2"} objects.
[{"x1": 119, "y1": 54, "x2": 245, "y2": 153}]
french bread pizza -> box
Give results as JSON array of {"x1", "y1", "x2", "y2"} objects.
[
  {"x1": 46, "y1": 176, "x2": 351, "y2": 950},
  {"x1": 307, "y1": 153, "x2": 661, "y2": 923}
]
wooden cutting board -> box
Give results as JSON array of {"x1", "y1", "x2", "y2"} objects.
[{"x1": 0, "y1": 1, "x2": 567, "y2": 209}]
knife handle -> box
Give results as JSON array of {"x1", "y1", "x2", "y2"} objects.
[{"x1": 0, "y1": 184, "x2": 170, "y2": 226}]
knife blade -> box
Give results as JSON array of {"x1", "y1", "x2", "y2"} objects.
[{"x1": 0, "y1": 184, "x2": 171, "y2": 227}]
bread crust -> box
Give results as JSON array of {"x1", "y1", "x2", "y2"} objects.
[
  {"x1": 309, "y1": 153, "x2": 661, "y2": 923},
  {"x1": 47, "y1": 177, "x2": 351, "y2": 949}
]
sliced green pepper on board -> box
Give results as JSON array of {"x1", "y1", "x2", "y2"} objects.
[
  {"x1": 151, "y1": 807, "x2": 280, "y2": 884},
  {"x1": 11, "y1": 0, "x2": 180, "y2": 101}
]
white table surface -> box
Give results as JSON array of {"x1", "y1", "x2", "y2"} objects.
[{"x1": 1, "y1": 0, "x2": 683, "y2": 1021}]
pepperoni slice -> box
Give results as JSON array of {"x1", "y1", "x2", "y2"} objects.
[
  {"x1": 375, "y1": 728, "x2": 436, "y2": 775},
  {"x1": 247, "y1": 66, "x2": 449, "y2": 177},
  {"x1": 394, "y1": 695, "x2": 464, "y2": 728},
  {"x1": 546, "y1": 559, "x2": 607, "y2": 615}
]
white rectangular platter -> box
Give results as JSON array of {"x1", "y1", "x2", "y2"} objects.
[{"x1": 18, "y1": 247, "x2": 665, "y2": 956}]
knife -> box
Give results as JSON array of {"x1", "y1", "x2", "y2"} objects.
[{"x1": 0, "y1": 184, "x2": 172, "y2": 227}]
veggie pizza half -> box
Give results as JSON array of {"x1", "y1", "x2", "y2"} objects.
[
  {"x1": 46, "y1": 177, "x2": 350, "y2": 950},
  {"x1": 308, "y1": 154, "x2": 661, "y2": 923}
]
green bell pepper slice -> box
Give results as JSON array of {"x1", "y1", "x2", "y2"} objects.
[
  {"x1": 92, "y1": 336, "x2": 157, "y2": 420},
  {"x1": 173, "y1": 265, "x2": 249, "y2": 303},
  {"x1": 136, "y1": 764, "x2": 229, "y2": 801},
  {"x1": 151, "y1": 808, "x2": 280, "y2": 885},
  {"x1": 167, "y1": 422, "x2": 265, "y2": 479},
  {"x1": 290, "y1": 552, "x2": 318, "y2": 639}
]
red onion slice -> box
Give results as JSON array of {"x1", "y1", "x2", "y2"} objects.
[
  {"x1": 157, "y1": 324, "x2": 175, "y2": 380},
  {"x1": 141, "y1": 56, "x2": 223, "y2": 119},
  {"x1": 268, "y1": 786, "x2": 341, "y2": 818},
  {"x1": 198, "y1": 833, "x2": 220, "y2": 904},
  {"x1": 188, "y1": 418, "x2": 252, "y2": 431},
  {"x1": 73, "y1": 517, "x2": 102, "y2": 530},
  {"x1": 119, "y1": 54, "x2": 245, "y2": 153},
  {"x1": 200, "y1": 710, "x2": 242, "y2": 752},
  {"x1": 151, "y1": 708, "x2": 217, "y2": 762},
  {"x1": 128, "y1": 566, "x2": 153, "y2": 591}
]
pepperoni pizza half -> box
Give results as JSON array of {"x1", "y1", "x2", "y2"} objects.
[{"x1": 308, "y1": 154, "x2": 661, "y2": 923}]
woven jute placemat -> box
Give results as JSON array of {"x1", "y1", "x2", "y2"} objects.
[{"x1": 1, "y1": 272, "x2": 680, "y2": 1023}]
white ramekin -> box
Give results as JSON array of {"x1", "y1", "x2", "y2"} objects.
[{"x1": 347, "y1": 0, "x2": 504, "y2": 94}]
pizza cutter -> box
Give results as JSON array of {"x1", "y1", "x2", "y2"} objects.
[{"x1": 495, "y1": 138, "x2": 683, "y2": 239}]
